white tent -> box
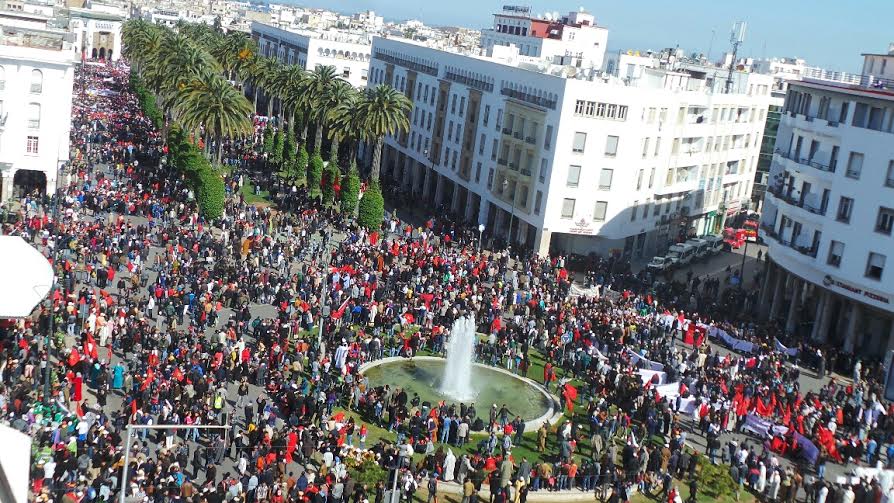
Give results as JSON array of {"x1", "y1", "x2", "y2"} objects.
[
  {"x1": 0, "y1": 236, "x2": 53, "y2": 318},
  {"x1": 0, "y1": 423, "x2": 31, "y2": 503}
]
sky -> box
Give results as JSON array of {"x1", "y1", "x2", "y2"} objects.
[{"x1": 292, "y1": 0, "x2": 893, "y2": 72}]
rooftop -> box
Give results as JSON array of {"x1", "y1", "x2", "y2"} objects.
[
  {"x1": 0, "y1": 25, "x2": 71, "y2": 51},
  {"x1": 798, "y1": 66, "x2": 894, "y2": 95}
]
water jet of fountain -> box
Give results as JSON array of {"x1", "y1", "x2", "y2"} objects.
[{"x1": 439, "y1": 316, "x2": 478, "y2": 401}]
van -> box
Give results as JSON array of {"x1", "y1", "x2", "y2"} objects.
[
  {"x1": 666, "y1": 243, "x2": 695, "y2": 266},
  {"x1": 647, "y1": 256, "x2": 673, "y2": 272},
  {"x1": 685, "y1": 238, "x2": 709, "y2": 260},
  {"x1": 703, "y1": 235, "x2": 724, "y2": 255}
]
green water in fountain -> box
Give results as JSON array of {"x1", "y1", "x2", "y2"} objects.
[{"x1": 362, "y1": 359, "x2": 552, "y2": 422}]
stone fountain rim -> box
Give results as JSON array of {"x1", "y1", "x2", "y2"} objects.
[{"x1": 358, "y1": 356, "x2": 565, "y2": 434}]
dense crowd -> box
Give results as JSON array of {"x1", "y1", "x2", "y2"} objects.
[{"x1": 1, "y1": 61, "x2": 893, "y2": 503}]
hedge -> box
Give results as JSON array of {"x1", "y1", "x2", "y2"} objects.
[
  {"x1": 339, "y1": 162, "x2": 360, "y2": 215},
  {"x1": 308, "y1": 151, "x2": 324, "y2": 198},
  {"x1": 357, "y1": 180, "x2": 384, "y2": 229},
  {"x1": 131, "y1": 74, "x2": 225, "y2": 220}
]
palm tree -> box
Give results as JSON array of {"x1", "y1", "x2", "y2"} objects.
[
  {"x1": 301, "y1": 65, "x2": 341, "y2": 152},
  {"x1": 175, "y1": 71, "x2": 253, "y2": 165},
  {"x1": 357, "y1": 85, "x2": 412, "y2": 181},
  {"x1": 255, "y1": 56, "x2": 283, "y2": 117},
  {"x1": 326, "y1": 81, "x2": 360, "y2": 168}
]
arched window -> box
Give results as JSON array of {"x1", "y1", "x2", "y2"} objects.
[
  {"x1": 30, "y1": 69, "x2": 43, "y2": 93},
  {"x1": 27, "y1": 103, "x2": 40, "y2": 129}
]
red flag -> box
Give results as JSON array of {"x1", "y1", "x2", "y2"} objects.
[
  {"x1": 140, "y1": 368, "x2": 155, "y2": 391},
  {"x1": 67, "y1": 348, "x2": 81, "y2": 367},
  {"x1": 131, "y1": 398, "x2": 138, "y2": 416},
  {"x1": 84, "y1": 333, "x2": 98, "y2": 359},
  {"x1": 75, "y1": 401, "x2": 84, "y2": 418},
  {"x1": 173, "y1": 368, "x2": 184, "y2": 382},
  {"x1": 330, "y1": 299, "x2": 350, "y2": 320}
]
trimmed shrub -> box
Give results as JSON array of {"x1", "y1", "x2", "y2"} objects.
[
  {"x1": 357, "y1": 180, "x2": 384, "y2": 230},
  {"x1": 308, "y1": 151, "x2": 324, "y2": 198},
  {"x1": 339, "y1": 162, "x2": 361, "y2": 215},
  {"x1": 322, "y1": 162, "x2": 339, "y2": 205},
  {"x1": 271, "y1": 130, "x2": 284, "y2": 167},
  {"x1": 293, "y1": 145, "x2": 308, "y2": 184}
]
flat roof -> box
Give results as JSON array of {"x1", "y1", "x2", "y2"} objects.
[{"x1": 795, "y1": 78, "x2": 894, "y2": 100}]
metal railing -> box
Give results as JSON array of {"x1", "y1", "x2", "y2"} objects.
[
  {"x1": 775, "y1": 148, "x2": 836, "y2": 173},
  {"x1": 802, "y1": 67, "x2": 894, "y2": 90},
  {"x1": 500, "y1": 87, "x2": 557, "y2": 110},
  {"x1": 373, "y1": 50, "x2": 438, "y2": 76},
  {"x1": 444, "y1": 70, "x2": 493, "y2": 92}
]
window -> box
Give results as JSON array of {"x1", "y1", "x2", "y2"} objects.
[
  {"x1": 866, "y1": 252, "x2": 886, "y2": 280},
  {"x1": 487, "y1": 168, "x2": 494, "y2": 189},
  {"x1": 478, "y1": 134, "x2": 485, "y2": 155},
  {"x1": 572, "y1": 132, "x2": 586, "y2": 153},
  {"x1": 483, "y1": 105, "x2": 490, "y2": 126},
  {"x1": 827, "y1": 240, "x2": 844, "y2": 267},
  {"x1": 648, "y1": 168, "x2": 655, "y2": 189},
  {"x1": 846, "y1": 152, "x2": 863, "y2": 179},
  {"x1": 877, "y1": 207, "x2": 894, "y2": 235},
  {"x1": 561, "y1": 198, "x2": 576, "y2": 219},
  {"x1": 630, "y1": 201, "x2": 638, "y2": 221},
  {"x1": 544, "y1": 125, "x2": 553, "y2": 150},
  {"x1": 475, "y1": 162, "x2": 482, "y2": 183},
  {"x1": 886, "y1": 160, "x2": 894, "y2": 188},
  {"x1": 636, "y1": 169, "x2": 644, "y2": 190},
  {"x1": 598, "y1": 169, "x2": 613, "y2": 190},
  {"x1": 593, "y1": 201, "x2": 607, "y2": 221},
  {"x1": 26, "y1": 135, "x2": 38, "y2": 154},
  {"x1": 566, "y1": 165, "x2": 581, "y2": 187},
  {"x1": 459, "y1": 97, "x2": 465, "y2": 117},
  {"x1": 836, "y1": 196, "x2": 854, "y2": 223},
  {"x1": 30, "y1": 69, "x2": 42, "y2": 94},
  {"x1": 539, "y1": 159, "x2": 548, "y2": 183},
  {"x1": 534, "y1": 191, "x2": 542, "y2": 215},
  {"x1": 27, "y1": 103, "x2": 40, "y2": 129},
  {"x1": 604, "y1": 135, "x2": 619, "y2": 156},
  {"x1": 642, "y1": 138, "x2": 650, "y2": 158},
  {"x1": 491, "y1": 139, "x2": 497, "y2": 160},
  {"x1": 575, "y1": 100, "x2": 585, "y2": 115}
]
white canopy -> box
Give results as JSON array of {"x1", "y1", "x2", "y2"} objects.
[{"x1": 0, "y1": 236, "x2": 53, "y2": 318}]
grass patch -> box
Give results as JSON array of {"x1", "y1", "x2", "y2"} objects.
[{"x1": 239, "y1": 183, "x2": 272, "y2": 205}]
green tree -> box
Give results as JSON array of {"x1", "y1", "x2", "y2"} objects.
[
  {"x1": 340, "y1": 162, "x2": 361, "y2": 215},
  {"x1": 282, "y1": 127, "x2": 296, "y2": 170},
  {"x1": 308, "y1": 151, "x2": 324, "y2": 198},
  {"x1": 271, "y1": 129, "x2": 284, "y2": 167},
  {"x1": 322, "y1": 161, "x2": 338, "y2": 205},
  {"x1": 357, "y1": 85, "x2": 412, "y2": 181},
  {"x1": 294, "y1": 145, "x2": 309, "y2": 184},
  {"x1": 262, "y1": 126, "x2": 274, "y2": 158},
  {"x1": 301, "y1": 65, "x2": 341, "y2": 152},
  {"x1": 174, "y1": 70, "x2": 253, "y2": 165},
  {"x1": 357, "y1": 180, "x2": 384, "y2": 229}
]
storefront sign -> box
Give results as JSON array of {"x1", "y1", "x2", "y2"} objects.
[
  {"x1": 822, "y1": 275, "x2": 891, "y2": 305},
  {"x1": 568, "y1": 218, "x2": 594, "y2": 235}
]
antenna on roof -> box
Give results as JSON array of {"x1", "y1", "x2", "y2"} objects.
[{"x1": 726, "y1": 21, "x2": 746, "y2": 94}]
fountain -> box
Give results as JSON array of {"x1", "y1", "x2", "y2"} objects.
[
  {"x1": 359, "y1": 316, "x2": 560, "y2": 431},
  {"x1": 439, "y1": 316, "x2": 478, "y2": 401}
]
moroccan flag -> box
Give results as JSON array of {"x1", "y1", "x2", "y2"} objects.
[
  {"x1": 131, "y1": 398, "x2": 138, "y2": 416},
  {"x1": 330, "y1": 299, "x2": 350, "y2": 320},
  {"x1": 140, "y1": 368, "x2": 155, "y2": 391},
  {"x1": 75, "y1": 401, "x2": 84, "y2": 418},
  {"x1": 564, "y1": 384, "x2": 578, "y2": 411},
  {"x1": 173, "y1": 367, "x2": 184, "y2": 382},
  {"x1": 83, "y1": 334, "x2": 98, "y2": 359},
  {"x1": 68, "y1": 348, "x2": 81, "y2": 367}
]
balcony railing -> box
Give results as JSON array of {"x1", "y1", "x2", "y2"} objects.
[
  {"x1": 500, "y1": 87, "x2": 557, "y2": 110},
  {"x1": 372, "y1": 50, "x2": 438, "y2": 76},
  {"x1": 802, "y1": 67, "x2": 894, "y2": 91},
  {"x1": 775, "y1": 148, "x2": 836, "y2": 173},
  {"x1": 444, "y1": 70, "x2": 493, "y2": 92},
  {"x1": 766, "y1": 184, "x2": 827, "y2": 216},
  {"x1": 497, "y1": 158, "x2": 507, "y2": 166},
  {"x1": 525, "y1": 136, "x2": 536, "y2": 145},
  {"x1": 761, "y1": 223, "x2": 819, "y2": 258},
  {"x1": 512, "y1": 131, "x2": 523, "y2": 140}
]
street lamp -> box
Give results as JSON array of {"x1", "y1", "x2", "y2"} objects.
[
  {"x1": 43, "y1": 161, "x2": 65, "y2": 404},
  {"x1": 501, "y1": 179, "x2": 517, "y2": 248},
  {"x1": 477, "y1": 223, "x2": 485, "y2": 253}
]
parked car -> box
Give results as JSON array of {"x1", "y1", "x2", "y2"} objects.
[
  {"x1": 666, "y1": 243, "x2": 696, "y2": 266},
  {"x1": 647, "y1": 256, "x2": 673, "y2": 273}
]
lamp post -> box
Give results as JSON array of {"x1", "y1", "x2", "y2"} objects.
[
  {"x1": 477, "y1": 223, "x2": 485, "y2": 253},
  {"x1": 502, "y1": 179, "x2": 517, "y2": 248},
  {"x1": 43, "y1": 161, "x2": 65, "y2": 405},
  {"x1": 317, "y1": 231, "x2": 332, "y2": 349},
  {"x1": 738, "y1": 238, "x2": 749, "y2": 290}
]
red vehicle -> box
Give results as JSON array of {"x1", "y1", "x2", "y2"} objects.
[{"x1": 723, "y1": 227, "x2": 746, "y2": 249}]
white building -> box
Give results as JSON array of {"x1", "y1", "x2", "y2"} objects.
[
  {"x1": 758, "y1": 46, "x2": 894, "y2": 355},
  {"x1": 0, "y1": 25, "x2": 74, "y2": 202},
  {"x1": 480, "y1": 7, "x2": 608, "y2": 70},
  {"x1": 252, "y1": 21, "x2": 371, "y2": 88},
  {"x1": 68, "y1": 7, "x2": 124, "y2": 61},
  {"x1": 368, "y1": 34, "x2": 771, "y2": 258}
]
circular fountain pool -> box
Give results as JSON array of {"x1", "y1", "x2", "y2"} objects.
[{"x1": 359, "y1": 356, "x2": 560, "y2": 431}]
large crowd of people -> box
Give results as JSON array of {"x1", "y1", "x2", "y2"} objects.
[{"x1": 1, "y1": 61, "x2": 893, "y2": 503}]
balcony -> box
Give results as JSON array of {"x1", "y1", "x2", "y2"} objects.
[
  {"x1": 766, "y1": 184, "x2": 827, "y2": 216},
  {"x1": 760, "y1": 223, "x2": 819, "y2": 258},
  {"x1": 513, "y1": 131, "x2": 523, "y2": 140},
  {"x1": 444, "y1": 70, "x2": 494, "y2": 93},
  {"x1": 500, "y1": 87, "x2": 557, "y2": 110},
  {"x1": 497, "y1": 158, "x2": 507, "y2": 166},
  {"x1": 520, "y1": 168, "x2": 533, "y2": 177},
  {"x1": 775, "y1": 148, "x2": 836, "y2": 173},
  {"x1": 502, "y1": 127, "x2": 512, "y2": 135},
  {"x1": 525, "y1": 136, "x2": 536, "y2": 145}
]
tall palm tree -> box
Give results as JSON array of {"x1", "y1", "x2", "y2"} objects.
[
  {"x1": 301, "y1": 65, "x2": 340, "y2": 152},
  {"x1": 357, "y1": 85, "x2": 412, "y2": 181},
  {"x1": 175, "y1": 71, "x2": 253, "y2": 165},
  {"x1": 325, "y1": 81, "x2": 360, "y2": 168},
  {"x1": 254, "y1": 56, "x2": 283, "y2": 117}
]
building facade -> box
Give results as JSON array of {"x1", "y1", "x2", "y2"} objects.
[
  {"x1": 368, "y1": 34, "x2": 771, "y2": 259},
  {"x1": 0, "y1": 25, "x2": 74, "y2": 202},
  {"x1": 758, "y1": 48, "x2": 894, "y2": 355},
  {"x1": 252, "y1": 21, "x2": 371, "y2": 88},
  {"x1": 69, "y1": 7, "x2": 123, "y2": 61}
]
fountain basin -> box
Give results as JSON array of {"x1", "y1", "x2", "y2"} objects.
[{"x1": 359, "y1": 356, "x2": 563, "y2": 433}]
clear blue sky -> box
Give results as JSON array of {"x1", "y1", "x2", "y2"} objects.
[{"x1": 296, "y1": 0, "x2": 892, "y2": 72}]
